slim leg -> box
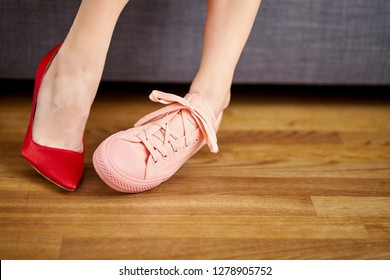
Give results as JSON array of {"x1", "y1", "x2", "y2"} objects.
[
  {"x1": 33, "y1": 0, "x2": 129, "y2": 151},
  {"x1": 190, "y1": 0, "x2": 262, "y2": 117}
]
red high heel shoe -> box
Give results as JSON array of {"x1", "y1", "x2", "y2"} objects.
[{"x1": 22, "y1": 43, "x2": 84, "y2": 191}]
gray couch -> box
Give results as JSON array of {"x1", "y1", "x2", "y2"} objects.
[{"x1": 1, "y1": 0, "x2": 389, "y2": 85}]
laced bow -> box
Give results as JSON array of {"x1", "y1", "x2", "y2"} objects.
[{"x1": 134, "y1": 90, "x2": 219, "y2": 162}]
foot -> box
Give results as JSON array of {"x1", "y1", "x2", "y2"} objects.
[
  {"x1": 189, "y1": 79, "x2": 231, "y2": 118},
  {"x1": 93, "y1": 90, "x2": 223, "y2": 193},
  {"x1": 32, "y1": 46, "x2": 100, "y2": 152}
]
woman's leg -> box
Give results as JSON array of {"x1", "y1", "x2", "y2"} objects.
[
  {"x1": 33, "y1": 0, "x2": 129, "y2": 152},
  {"x1": 190, "y1": 0, "x2": 262, "y2": 117},
  {"x1": 92, "y1": 0, "x2": 262, "y2": 193}
]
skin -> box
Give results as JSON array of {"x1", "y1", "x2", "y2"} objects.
[
  {"x1": 190, "y1": 0, "x2": 262, "y2": 117},
  {"x1": 32, "y1": 0, "x2": 262, "y2": 151},
  {"x1": 33, "y1": 0, "x2": 130, "y2": 152}
]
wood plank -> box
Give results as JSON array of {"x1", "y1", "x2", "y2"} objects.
[
  {"x1": 362, "y1": 217, "x2": 390, "y2": 239},
  {"x1": 312, "y1": 196, "x2": 390, "y2": 217},
  {"x1": 0, "y1": 215, "x2": 368, "y2": 239},
  {"x1": 59, "y1": 238, "x2": 390, "y2": 260},
  {"x1": 0, "y1": 235, "x2": 62, "y2": 260}
]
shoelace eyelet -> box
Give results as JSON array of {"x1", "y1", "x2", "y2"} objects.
[
  {"x1": 162, "y1": 154, "x2": 168, "y2": 160},
  {"x1": 194, "y1": 138, "x2": 199, "y2": 143}
]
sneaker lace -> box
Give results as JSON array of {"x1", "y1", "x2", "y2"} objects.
[{"x1": 134, "y1": 90, "x2": 218, "y2": 163}]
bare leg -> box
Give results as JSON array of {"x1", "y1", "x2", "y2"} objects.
[
  {"x1": 190, "y1": 0, "x2": 261, "y2": 117},
  {"x1": 33, "y1": 0, "x2": 129, "y2": 152}
]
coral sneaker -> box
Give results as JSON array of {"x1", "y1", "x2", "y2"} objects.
[{"x1": 93, "y1": 90, "x2": 222, "y2": 193}]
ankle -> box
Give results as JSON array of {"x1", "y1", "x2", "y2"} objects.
[{"x1": 189, "y1": 84, "x2": 231, "y2": 118}]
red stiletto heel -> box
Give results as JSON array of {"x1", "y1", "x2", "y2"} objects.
[{"x1": 22, "y1": 43, "x2": 84, "y2": 191}]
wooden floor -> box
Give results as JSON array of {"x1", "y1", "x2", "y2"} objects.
[{"x1": 1, "y1": 83, "x2": 390, "y2": 259}]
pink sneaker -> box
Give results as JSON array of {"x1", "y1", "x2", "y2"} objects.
[{"x1": 93, "y1": 90, "x2": 223, "y2": 193}]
